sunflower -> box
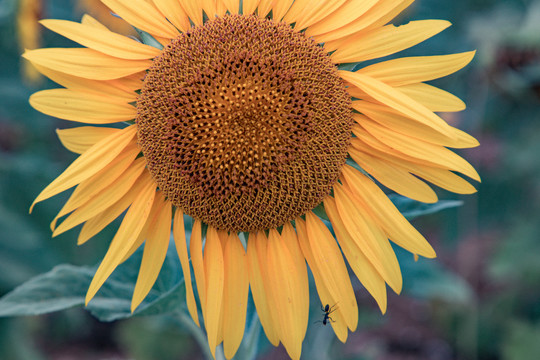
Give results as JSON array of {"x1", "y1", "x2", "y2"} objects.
[{"x1": 24, "y1": 0, "x2": 479, "y2": 359}]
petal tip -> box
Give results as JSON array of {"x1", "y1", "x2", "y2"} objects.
[{"x1": 84, "y1": 292, "x2": 93, "y2": 306}]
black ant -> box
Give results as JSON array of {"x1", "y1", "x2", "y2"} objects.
[{"x1": 316, "y1": 303, "x2": 337, "y2": 326}]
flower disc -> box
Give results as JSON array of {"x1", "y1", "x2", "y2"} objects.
[{"x1": 136, "y1": 15, "x2": 352, "y2": 232}]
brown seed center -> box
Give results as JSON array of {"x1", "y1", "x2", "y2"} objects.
[{"x1": 136, "y1": 15, "x2": 352, "y2": 232}]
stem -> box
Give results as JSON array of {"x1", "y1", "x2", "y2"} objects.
[
  {"x1": 174, "y1": 311, "x2": 214, "y2": 360},
  {"x1": 174, "y1": 309, "x2": 262, "y2": 360}
]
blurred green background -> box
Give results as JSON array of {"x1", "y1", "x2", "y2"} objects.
[{"x1": 1, "y1": 0, "x2": 540, "y2": 359}]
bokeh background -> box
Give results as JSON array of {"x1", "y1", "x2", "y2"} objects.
[{"x1": 1, "y1": 0, "x2": 539, "y2": 359}]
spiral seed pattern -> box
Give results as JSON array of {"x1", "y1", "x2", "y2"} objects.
[{"x1": 136, "y1": 15, "x2": 352, "y2": 232}]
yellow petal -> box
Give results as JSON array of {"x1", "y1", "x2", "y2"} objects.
[
  {"x1": 257, "y1": 0, "x2": 274, "y2": 18},
  {"x1": 305, "y1": 0, "x2": 378, "y2": 37},
  {"x1": 31, "y1": 64, "x2": 140, "y2": 102},
  {"x1": 281, "y1": 222, "x2": 309, "y2": 334},
  {"x1": 190, "y1": 220, "x2": 206, "y2": 324},
  {"x1": 81, "y1": 14, "x2": 110, "y2": 31},
  {"x1": 52, "y1": 158, "x2": 146, "y2": 237},
  {"x1": 408, "y1": 165, "x2": 478, "y2": 194},
  {"x1": 23, "y1": 48, "x2": 151, "y2": 80},
  {"x1": 173, "y1": 210, "x2": 200, "y2": 326},
  {"x1": 397, "y1": 83, "x2": 466, "y2": 112},
  {"x1": 119, "y1": 195, "x2": 159, "y2": 264},
  {"x1": 85, "y1": 176, "x2": 156, "y2": 304},
  {"x1": 246, "y1": 232, "x2": 280, "y2": 346},
  {"x1": 109, "y1": 72, "x2": 145, "y2": 94},
  {"x1": 272, "y1": 0, "x2": 294, "y2": 21},
  {"x1": 295, "y1": 218, "x2": 349, "y2": 342},
  {"x1": 30, "y1": 89, "x2": 136, "y2": 124},
  {"x1": 357, "y1": 118, "x2": 481, "y2": 181},
  {"x1": 179, "y1": 0, "x2": 204, "y2": 26},
  {"x1": 221, "y1": 0, "x2": 240, "y2": 14},
  {"x1": 200, "y1": 0, "x2": 217, "y2": 18},
  {"x1": 341, "y1": 165, "x2": 437, "y2": 258},
  {"x1": 31, "y1": 125, "x2": 136, "y2": 212},
  {"x1": 204, "y1": 226, "x2": 225, "y2": 358},
  {"x1": 349, "y1": 146, "x2": 438, "y2": 203},
  {"x1": 216, "y1": 0, "x2": 228, "y2": 17},
  {"x1": 222, "y1": 233, "x2": 249, "y2": 360},
  {"x1": 56, "y1": 127, "x2": 121, "y2": 154},
  {"x1": 365, "y1": 0, "x2": 415, "y2": 30},
  {"x1": 265, "y1": 229, "x2": 306, "y2": 360},
  {"x1": 303, "y1": 212, "x2": 358, "y2": 331},
  {"x1": 40, "y1": 19, "x2": 160, "y2": 60},
  {"x1": 333, "y1": 184, "x2": 403, "y2": 293},
  {"x1": 340, "y1": 70, "x2": 455, "y2": 137},
  {"x1": 291, "y1": 0, "x2": 347, "y2": 30},
  {"x1": 51, "y1": 142, "x2": 139, "y2": 230},
  {"x1": 352, "y1": 139, "x2": 478, "y2": 195},
  {"x1": 153, "y1": 0, "x2": 191, "y2": 32},
  {"x1": 352, "y1": 125, "x2": 474, "y2": 177},
  {"x1": 101, "y1": 0, "x2": 178, "y2": 39},
  {"x1": 324, "y1": 197, "x2": 387, "y2": 313},
  {"x1": 331, "y1": 20, "x2": 451, "y2": 63},
  {"x1": 242, "y1": 0, "x2": 260, "y2": 15},
  {"x1": 353, "y1": 102, "x2": 478, "y2": 149},
  {"x1": 358, "y1": 52, "x2": 476, "y2": 87},
  {"x1": 316, "y1": 0, "x2": 413, "y2": 43},
  {"x1": 132, "y1": 194, "x2": 172, "y2": 311},
  {"x1": 77, "y1": 170, "x2": 151, "y2": 245},
  {"x1": 281, "y1": 0, "x2": 315, "y2": 25}
]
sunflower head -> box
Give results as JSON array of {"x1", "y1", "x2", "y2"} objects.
[
  {"x1": 24, "y1": 1, "x2": 479, "y2": 359},
  {"x1": 137, "y1": 14, "x2": 352, "y2": 232}
]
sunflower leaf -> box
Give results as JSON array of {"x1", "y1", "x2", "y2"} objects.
[
  {"x1": 397, "y1": 248, "x2": 473, "y2": 304},
  {"x1": 389, "y1": 194, "x2": 464, "y2": 220},
  {"x1": 88, "y1": 280, "x2": 186, "y2": 321},
  {"x1": 0, "y1": 264, "x2": 93, "y2": 317},
  {"x1": 0, "y1": 241, "x2": 188, "y2": 321},
  {"x1": 88, "y1": 243, "x2": 187, "y2": 321}
]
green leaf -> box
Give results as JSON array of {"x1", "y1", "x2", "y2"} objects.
[
  {"x1": 0, "y1": 242, "x2": 187, "y2": 322},
  {"x1": 388, "y1": 194, "x2": 463, "y2": 220},
  {"x1": 82, "y1": 243, "x2": 186, "y2": 322},
  {"x1": 0, "y1": 264, "x2": 92, "y2": 317},
  {"x1": 398, "y1": 249, "x2": 473, "y2": 304}
]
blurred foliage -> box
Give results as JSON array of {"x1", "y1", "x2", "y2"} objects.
[{"x1": 1, "y1": 0, "x2": 540, "y2": 359}]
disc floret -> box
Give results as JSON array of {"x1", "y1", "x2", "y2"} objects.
[{"x1": 137, "y1": 15, "x2": 352, "y2": 232}]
